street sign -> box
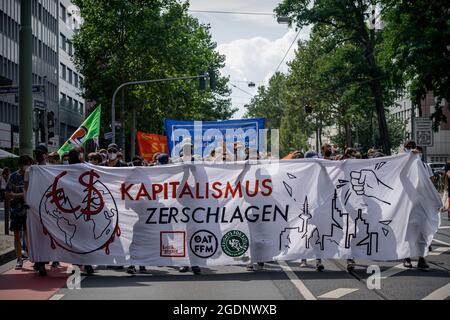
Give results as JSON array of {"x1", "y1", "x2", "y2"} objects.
[
  {"x1": 0, "y1": 85, "x2": 43, "y2": 95},
  {"x1": 104, "y1": 132, "x2": 113, "y2": 140},
  {"x1": 34, "y1": 100, "x2": 46, "y2": 110},
  {"x1": 414, "y1": 117, "x2": 433, "y2": 147}
]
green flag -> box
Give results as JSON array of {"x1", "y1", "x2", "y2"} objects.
[{"x1": 57, "y1": 105, "x2": 101, "y2": 157}]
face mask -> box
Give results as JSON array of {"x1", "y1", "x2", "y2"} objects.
[
  {"x1": 109, "y1": 153, "x2": 117, "y2": 161},
  {"x1": 80, "y1": 153, "x2": 84, "y2": 160},
  {"x1": 63, "y1": 160, "x2": 69, "y2": 165},
  {"x1": 404, "y1": 149, "x2": 411, "y2": 153}
]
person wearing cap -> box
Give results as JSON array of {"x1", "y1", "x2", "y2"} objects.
[
  {"x1": 101, "y1": 143, "x2": 128, "y2": 167},
  {"x1": 156, "y1": 153, "x2": 169, "y2": 165},
  {"x1": 304, "y1": 150, "x2": 319, "y2": 159}
]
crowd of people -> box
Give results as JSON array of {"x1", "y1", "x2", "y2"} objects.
[{"x1": 1, "y1": 138, "x2": 449, "y2": 277}]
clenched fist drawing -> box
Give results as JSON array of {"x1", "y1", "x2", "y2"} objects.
[{"x1": 350, "y1": 169, "x2": 393, "y2": 205}]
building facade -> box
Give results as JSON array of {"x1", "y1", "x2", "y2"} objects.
[
  {"x1": 58, "y1": 0, "x2": 84, "y2": 147},
  {"x1": 390, "y1": 92, "x2": 450, "y2": 163},
  {"x1": 0, "y1": 0, "x2": 84, "y2": 152}
]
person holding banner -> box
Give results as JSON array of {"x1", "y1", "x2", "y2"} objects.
[{"x1": 6, "y1": 155, "x2": 33, "y2": 270}]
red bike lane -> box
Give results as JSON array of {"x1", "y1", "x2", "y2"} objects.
[{"x1": 0, "y1": 261, "x2": 70, "y2": 300}]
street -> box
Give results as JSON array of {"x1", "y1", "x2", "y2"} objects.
[{"x1": 1, "y1": 211, "x2": 448, "y2": 300}]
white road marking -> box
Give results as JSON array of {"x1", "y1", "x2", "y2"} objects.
[
  {"x1": 49, "y1": 294, "x2": 64, "y2": 300},
  {"x1": 422, "y1": 283, "x2": 450, "y2": 300},
  {"x1": 278, "y1": 261, "x2": 316, "y2": 300},
  {"x1": 438, "y1": 226, "x2": 450, "y2": 229},
  {"x1": 318, "y1": 288, "x2": 359, "y2": 299},
  {"x1": 432, "y1": 239, "x2": 450, "y2": 246},
  {"x1": 429, "y1": 246, "x2": 450, "y2": 256},
  {"x1": 380, "y1": 263, "x2": 410, "y2": 279}
]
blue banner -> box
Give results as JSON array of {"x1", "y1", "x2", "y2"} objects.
[{"x1": 164, "y1": 118, "x2": 265, "y2": 158}]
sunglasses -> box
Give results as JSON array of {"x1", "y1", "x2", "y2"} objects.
[{"x1": 108, "y1": 149, "x2": 118, "y2": 153}]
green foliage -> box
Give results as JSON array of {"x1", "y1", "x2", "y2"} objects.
[
  {"x1": 381, "y1": 0, "x2": 450, "y2": 130},
  {"x1": 72, "y1": 0, "x2": 236, "y2": 151}
]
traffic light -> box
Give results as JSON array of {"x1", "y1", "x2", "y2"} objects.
[
  {"x1": 38, "y1": 110, "x2": 45, "y2": 142},
  {"x1": 208, "y1": 69, "x2": 217, "y2": 90},
  {"x1": 47, "y1": 111, "x2": 55, "y2": 140},
  {"x1": 198, "y1": 69, "x2": 217, "y2": 91},
  {"x1": 199, "y1": 71, "x2": 207, "y2": 91}
]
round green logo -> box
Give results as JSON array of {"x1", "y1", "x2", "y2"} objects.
[{"x1": 221, "y1": 230, "x2": 249, "y2": 257}]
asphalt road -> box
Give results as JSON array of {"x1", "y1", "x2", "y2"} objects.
[{"x1": 1, "y1": 211, "x2": 449, "y2": 300}]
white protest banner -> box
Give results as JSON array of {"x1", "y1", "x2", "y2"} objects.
[{"x1": 26, "y1": 153, "x2": 441, "y2": 266}]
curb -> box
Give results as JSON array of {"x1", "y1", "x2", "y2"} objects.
[{"x1": 0, "y1": 247, "x2": 15, "y2": 265}]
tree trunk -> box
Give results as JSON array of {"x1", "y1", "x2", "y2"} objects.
[
  {"x1": 364, "y1": 36, "x2": 391, "y2": 154},
  {"x1": 318, "y1": 119, "x2": 323, "y2": 148},
  {"x1": 345, "y1": 121, "x2": 352, "y2": 148}
]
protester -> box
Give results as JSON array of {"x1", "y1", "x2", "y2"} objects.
[
  {"x1": 98, "y1": 149, "x2": 108, "y2": 163},
  {"x1": 88, "y1": 152, "x2": 103, "y2": 165},
  {"x1": 47, "y1": 152, "x2": 60, "y2": 165},
  {"x1": 62, "y1": 152, "x2": 69, "y2": 164},
  {"x1": 102, "y1": 143, "x2": 128, "y2": 167},
  {"x1": 304, "y1": 150, "x2": 319, "y2": 159},
  {"x1": 321, "y1": 143, "x2": 332, "y2": 160},
  {"x1": 6, "y1": 155, "x2": 33, "y2": 270},
  {"x1": 401, "y1": 144, "x2": 433, "y2": 269},
  {"x1": 156, "y1": 153, "x2": 169, "y2": 165},
  {"x1": 130, "y1": 156, "x2": 143, "y2": 167},
  {"x1": 0, "y1": 167, "x2": 10, "y2": 202},
  {"x1": 33, "y1": 143, "x2": 48, "y2": 165},
  {"x1": 445, "y1": 155, "x2": 450, "y2": 219}
]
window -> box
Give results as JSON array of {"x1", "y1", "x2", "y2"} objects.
[
  {"x1": 74, "y1": 73, "x2": 79, "y2": 88},
  {"x1": 80, "y1": 103, "x2": 84, "y2": 115},
  {"x1": 60, "y1": 4, "x2": 66, "y2": 22},
  {"x1": 60, "y1": 93, "x2": 67, "y2": 106},
  {"x1": 60, "y1": 33, "x2": 66, "y2": 51},
  {"x1": 68, "y1": 97, "x2": 73, "y2": 110},
  {"x1": 68, "y1": 68, "x2": 73, "y2": 84},
  {"x1": 73, "y1": 100, "x2": 78, "y2": 113},
  {"x1": 79, "y1": 77, "x2": 83, "y2": 89},
  {"x1": 67, "y1": 40, "x2": 73, "y2": 56},
  {"x1": 60, "y1": 63, "x2": 66, "y2": 79}
]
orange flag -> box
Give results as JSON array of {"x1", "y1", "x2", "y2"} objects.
[{"x1": 136, "y1": 131, "x2": 168, "y2": 162}]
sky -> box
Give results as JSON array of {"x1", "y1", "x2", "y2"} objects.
[{"x1": 188, "y1": 0, "x2": 311, "y2": 118}]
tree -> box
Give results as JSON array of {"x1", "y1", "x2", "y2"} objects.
[
  {"x1": 381, "y1": 0, "x2": 450, "y2": 130},
  {"x1": 275, "y1": 0, "x2": 392, "y2": 154},
  {"x1": 72, "y1": 0, "x2": 235, "y2": 155}
]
